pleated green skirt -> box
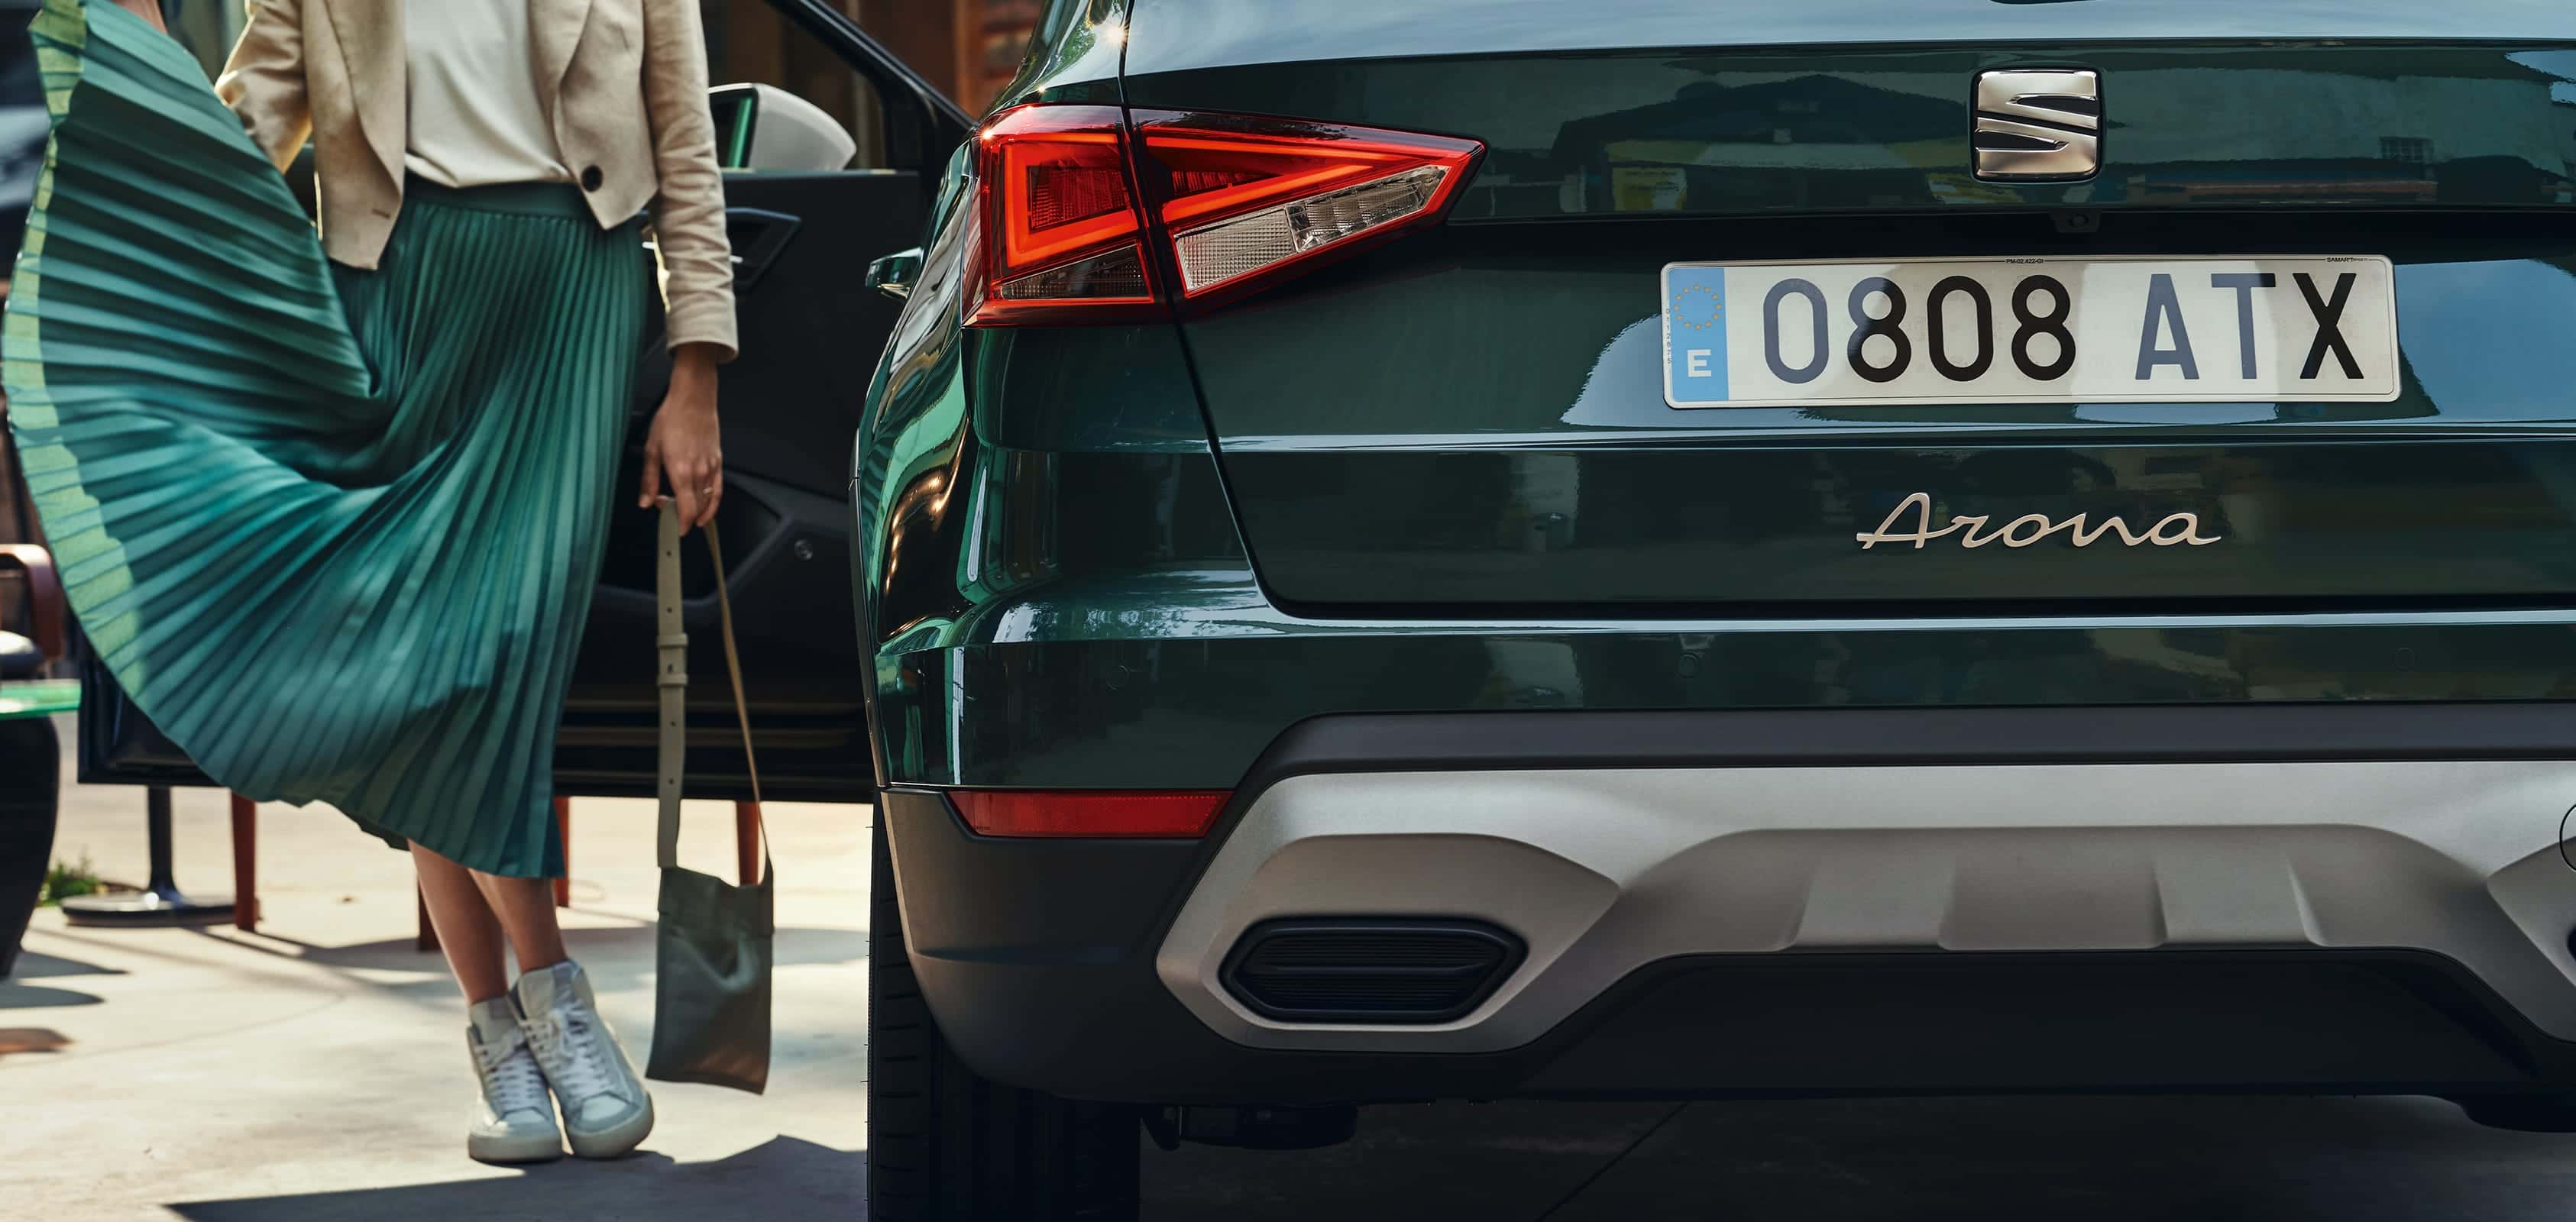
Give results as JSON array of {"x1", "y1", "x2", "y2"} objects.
[{"x1": 5, "y1": 0, "x2": 648, "y2": 877}]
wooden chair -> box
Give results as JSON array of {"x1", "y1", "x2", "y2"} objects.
[
  {"x1": 0, "y1": 543, "x2": 62, "y2": 665},
  {"x1": 8, "y1": 544, "x2": 256, "y2": 929}
]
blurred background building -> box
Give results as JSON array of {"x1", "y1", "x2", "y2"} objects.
[{"x1": 167, "y1": 0, "x2": 1040, "y2": 121}]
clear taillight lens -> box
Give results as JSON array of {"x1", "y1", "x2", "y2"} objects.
[
  {"x1": 1170, "y1": 166, "x2": 1450, "y2": 294},
  {"x1": 965, "y1": 106, "x2": 1482, "y2": 325},
  {"x1": 992, "y1": 245, "x2": 1148, "y2": 301},
  {"x1": 1138, "y1": 115, "x2": 1480, "y2": 299}
]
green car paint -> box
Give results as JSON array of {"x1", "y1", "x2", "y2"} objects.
[
  {"x1": 1125, "y1": 40, "x2": 2576, "y2": 218},
  {"x1": 991, "y1": 0, "x2": 1128, "y2": 110},
  {"x1": 853, "y1": 3, "x2": 2576, "y2": 790}
]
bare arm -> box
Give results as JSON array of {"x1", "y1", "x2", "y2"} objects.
[{"x1": 212, "y1": 0, "x2": 311, "y2": 173}]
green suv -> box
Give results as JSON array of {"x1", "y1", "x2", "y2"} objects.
[{"x1": 853, "y1": 2, "x2": 2576, "y2": 1216}]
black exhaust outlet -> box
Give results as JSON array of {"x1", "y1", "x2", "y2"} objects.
[{"x1": 1218, "y1": 918, "x2": 1526, "y2": 1024}]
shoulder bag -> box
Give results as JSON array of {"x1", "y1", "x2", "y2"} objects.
[{"x1": 644, "y1": 498, "x2": 774, "y2": 1094}]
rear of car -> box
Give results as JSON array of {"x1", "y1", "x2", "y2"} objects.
[{"x1": 853, "y1": 2, "x2": 2576, "y2": 1216}]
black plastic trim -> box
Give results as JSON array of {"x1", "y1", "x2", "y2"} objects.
[
  {"x1": 882, "y1": 708, "x2": 2576, "y2": 1103},
  {"x1": 880, "y1": 788, "x2": 2576, "y2": 1104}
]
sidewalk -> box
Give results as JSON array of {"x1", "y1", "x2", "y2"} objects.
[{"x1": 7, "y1": 716, "x2": 872, "y2": 1220}]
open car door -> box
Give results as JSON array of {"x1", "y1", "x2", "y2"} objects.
[
  {"x1": 559, "y1": 1, "x2": 969, "y2": 805},
  {"x1": 75, "y1": 0, "x2": 970, "y2": 805}
]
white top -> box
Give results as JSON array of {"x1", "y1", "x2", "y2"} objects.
[{"x1": 402, "y1": 0, "x2": 574, "y2": 189}]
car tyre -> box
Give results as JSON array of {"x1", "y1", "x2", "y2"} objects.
[
  {"x1": 866, "y1": 815, "x2": 1142, "y2": 1221},
  {"x1": 0, "y1": 716, "x2": 57, "y2": 978}
]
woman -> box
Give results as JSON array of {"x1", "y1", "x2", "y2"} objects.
[{"x1": 9, "y1": 0, "x2": 736, "y2": 1162}]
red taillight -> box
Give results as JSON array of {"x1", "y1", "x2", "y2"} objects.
[
  {"x1": 966, "y1": 105, "x2": 1482, "y2": 325},
  {"x1": 968, "y1": 105, "x2": 1157, "y2": 325},
  {"x1": 950, "y1": 790, "x2": 1232, "y2": 838}
]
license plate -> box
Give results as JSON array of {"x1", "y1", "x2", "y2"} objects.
[{"x1": 1660, "y1": 254, "x2": 2400, "y2": 409}]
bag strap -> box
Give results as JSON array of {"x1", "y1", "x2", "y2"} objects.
[{"x1": 655, "y1": 499, "x2": 765, "y2": 878}]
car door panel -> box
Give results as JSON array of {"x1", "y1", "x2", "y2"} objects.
[
  {"x1": 552, "y1": 13, "x2": 964, "y2": 803},
  {"x1": 706, "y1": 174, "x2": 921, "y2": 499}
]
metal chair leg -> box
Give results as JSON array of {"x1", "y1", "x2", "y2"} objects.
[
  {"x1": 228, "y1": 792, "x2": 257, "y2": 931},
  {"x1": 60, "y1": 785, "x2": 231, "y2": 926}
]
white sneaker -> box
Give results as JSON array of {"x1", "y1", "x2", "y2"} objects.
[
  {"x1": 512, "y1": 960, "x2": 655, "y2": 1159},
  {"x1": 465, "y1": 997, "x2": 563, "y2": 1164}
]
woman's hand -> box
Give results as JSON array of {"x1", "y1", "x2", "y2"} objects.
[
  {"x1": 639, "y1": 344, "x2": 723, "y2": 531},
  {"x1": 107, "y1": 0, "x2": 170, "y2": 34}
]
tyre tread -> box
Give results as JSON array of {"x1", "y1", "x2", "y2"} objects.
[{"x1": 867, "y1": 816, "x2": 1141, "y2": 1221}]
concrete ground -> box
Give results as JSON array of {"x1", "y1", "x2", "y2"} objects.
[
  {"x1": 15, "y1": 713, "x2": 2576, "y2": 1220},
  {"x1": 11, "y1": 715, "x2": 872, "y2": 1219}
]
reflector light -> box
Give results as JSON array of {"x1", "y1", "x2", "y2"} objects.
[
  {"x1": 1024, "y1": 163, "x2": 1129, "y2": 232},
  {"x1": 950, "y1": 790, "x2": 1233, "y2": 839},
  {"x1": 965, "y1": 105, "x2": 1482, "y2": 325},
  {"x1": 995, "y1": 245, "x2": 1148, "y2": 301}
]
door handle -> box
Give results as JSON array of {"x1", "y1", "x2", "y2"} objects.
[
  {"x1": 721, "y1": 208, "x2": 801, "y2": 292},
  {"x1": 646, "y1": 208, "x2": 801, "y2": 294}
]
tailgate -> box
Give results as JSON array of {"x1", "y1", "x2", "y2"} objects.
[{"x1": 1124, "y1": 5, "x2": 2576, "y2": 613}]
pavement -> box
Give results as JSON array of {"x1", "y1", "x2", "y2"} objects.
[
  {"x1": 10, "y1": 715, "x2": 871, "y2": 1220},
  {"x1": 16, "y1": 713, "x2": 2576, "y2": 1220}
]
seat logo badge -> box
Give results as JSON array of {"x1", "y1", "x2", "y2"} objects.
[
  {"x1": 1856, "y1": 492, "x2": 2221, "y2": 550},
  {"x1": 1972, "y1": 68, "x2": 2101, "y2": 181}
]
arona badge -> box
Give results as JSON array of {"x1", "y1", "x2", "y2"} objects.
[{"x1": 1856, "y1": 492, "x2": 2221, "y2": 550}]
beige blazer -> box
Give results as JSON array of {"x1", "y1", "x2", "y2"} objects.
[{"x1": 215, "y1": 0, "x2": 737, "y2": 360}]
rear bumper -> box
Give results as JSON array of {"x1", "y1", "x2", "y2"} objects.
[{"x1": 879, "y1": 706, "x2": 2576, "y2": 1104}]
